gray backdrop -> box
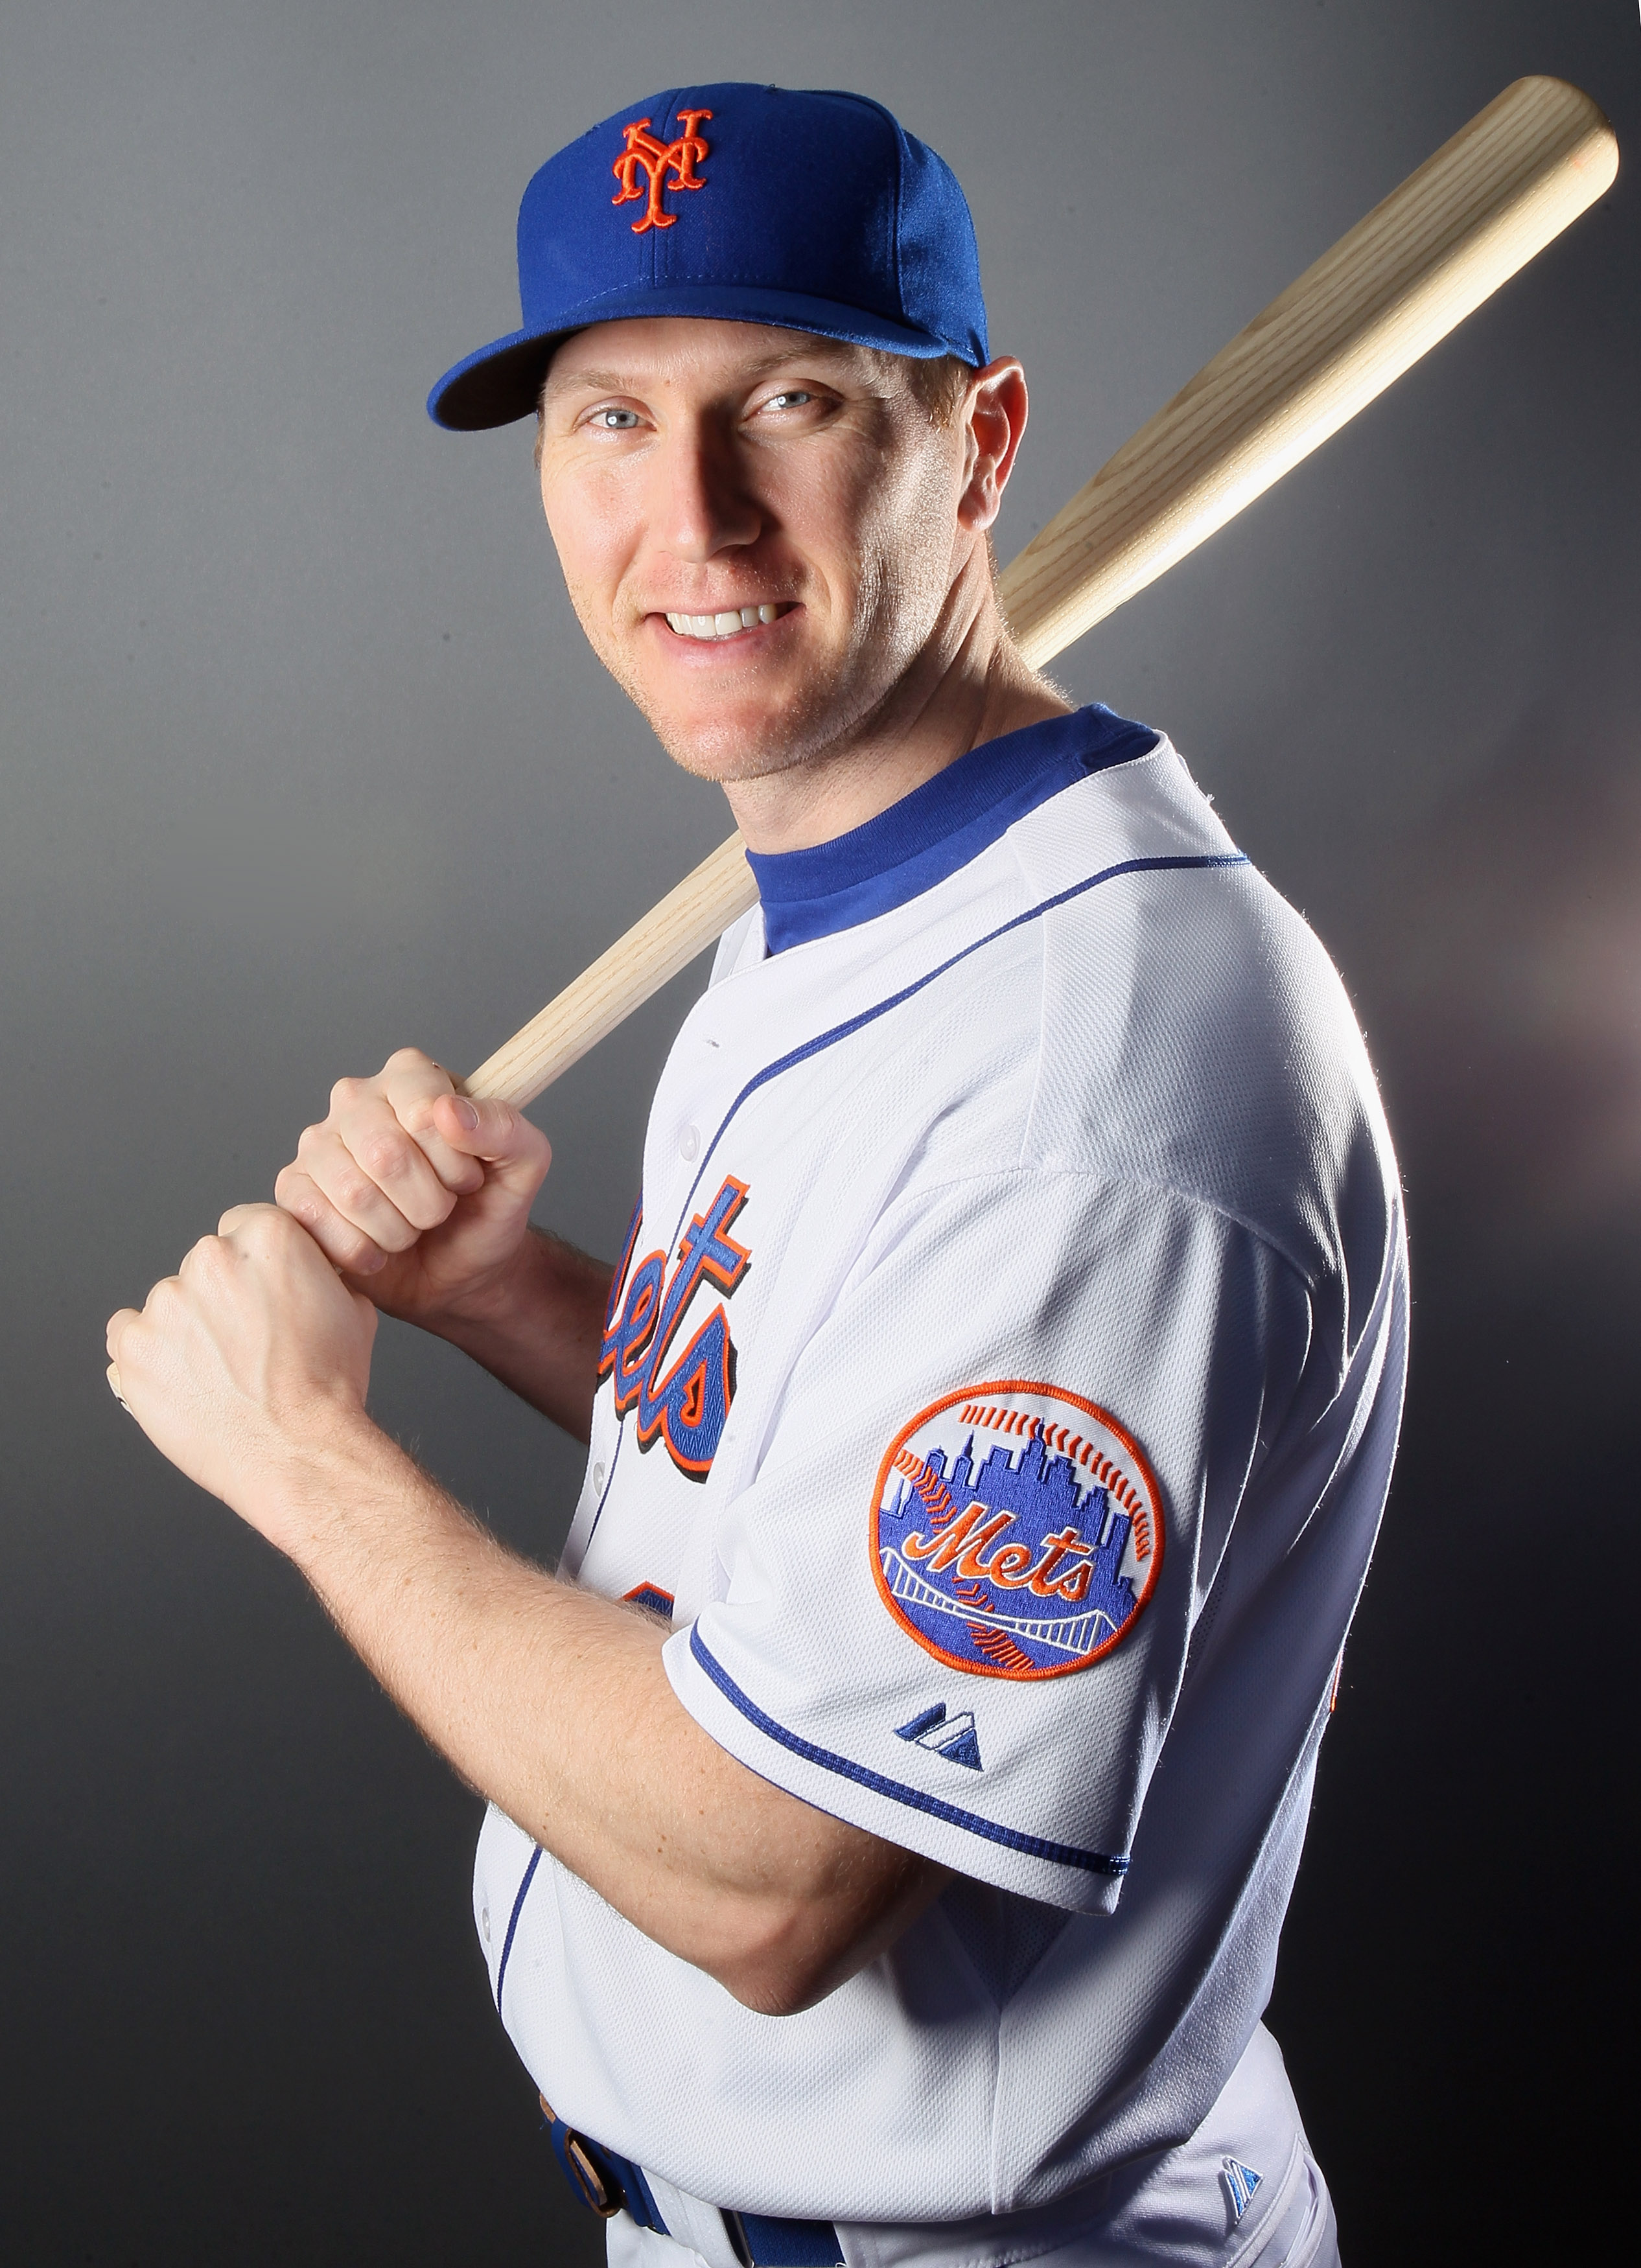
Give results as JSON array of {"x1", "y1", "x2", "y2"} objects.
[{"x1": 3, "y1": 3, "x2": 1635, "y2": 2260}]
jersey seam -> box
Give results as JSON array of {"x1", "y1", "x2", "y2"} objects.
[
  {"x1": 852, "y1": 1158, "x2": 1322, "y2": 1299},
  {"x1": 663, "y1": 851, "x2": 1251, "y2": 1260},
  {"x1": 1010, "y1": 833, "x2": 1052, "y2": 1174}
]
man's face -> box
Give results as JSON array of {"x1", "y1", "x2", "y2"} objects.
[{"x1": 537, "y1": 320, "x2": 977, "y2": 786}]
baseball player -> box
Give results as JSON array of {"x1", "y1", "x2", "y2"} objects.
[{"x1": 108, "y1": 86, "x2": 1405, "y2": 2268}]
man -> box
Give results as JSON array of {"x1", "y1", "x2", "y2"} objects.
[{"x1": 108, "y1": 85, "x2": 1403, "y2": 2268}]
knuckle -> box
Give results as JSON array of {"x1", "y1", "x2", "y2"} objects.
[
  {"x1": 148, "y1": 1274, "x2": 183, "y2": 1317},
  {"x1": 386, "y1": 1051, "x2": 452, "y2": 1107},
  {"x1": 358, "y1": 1130, "x2": 412, "y2": 1183},
  {"x1": 334, "y1": 1172, "x2": 378, "y2": 1215},
  {"x1": 329, "y1": 1076, "x2": 369, "y2": 1113},
  {"x1": 278, "y1": 1180, "x2": 325, "y2": 1230}
]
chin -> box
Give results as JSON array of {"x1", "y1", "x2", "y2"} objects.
[
  {"x1": 638, "y1": 681, "x2": 837, "y2": 787},
  {"x1": 655, "y1": 719, "x2": 809, "y2": 787}
]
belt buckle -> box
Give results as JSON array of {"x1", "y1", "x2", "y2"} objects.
[{"x1": 541, "y1": 2094, "x2": 623, "y2": 2220}]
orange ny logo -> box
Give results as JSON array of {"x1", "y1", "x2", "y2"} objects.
[{"x1": 611, "y1": 110, "x2": 713, "y2": 233}]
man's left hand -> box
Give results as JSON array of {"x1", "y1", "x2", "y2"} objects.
[{"x1": 106, "y1": 1204, "x2": 379, "y2": 1537}]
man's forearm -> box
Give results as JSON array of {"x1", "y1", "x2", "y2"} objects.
[
  {"x1": 260, "y1": 1414, "x2": 942, "y2": 2013},
  {"x1": 430, "y1": 1227, "x2": 611, "y2": 1440},
  {"x1": 107, "y1": 1200, "x2": 941, "y2": 2013}
]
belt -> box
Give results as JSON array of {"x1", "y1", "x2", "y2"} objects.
[{"x1": 540, "y1": 2096, "x2": 843, "y2": 2265}]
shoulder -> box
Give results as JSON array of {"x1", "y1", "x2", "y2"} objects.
[{"x1": 1013, "y1": 737, "x2": 1399, "y2": 1301}]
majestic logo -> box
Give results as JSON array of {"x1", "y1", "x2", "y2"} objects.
[
  {"x1": 1222, "y1": 2161, "x2": 1263, "y2": 2223},
  {"x1": 872, "y1": 1382, "x2": 1163, "y2": 1680},
  {"x1": 611, "y1": 110, "x2": 713, "y2": 233},
  {"x1": 896, "y1": 1702, "x2": 983, "y2": 1772},
  {"x1": 599, "y1": 1179, "x2": 749, "y2": 1479}
]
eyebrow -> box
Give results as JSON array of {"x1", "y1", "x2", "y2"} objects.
[{"x1": 541, "y1": 340, "x2": 856, "y2": 402}]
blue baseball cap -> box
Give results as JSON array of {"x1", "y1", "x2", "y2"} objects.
[{"x1": 427, "y1": 83, "x2": 989, "y2": 431}]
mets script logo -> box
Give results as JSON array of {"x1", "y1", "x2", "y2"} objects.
[
  {"x1": 611, "y1": 110, "x2": 712, "y2": 233},
  {"x1": 598, "y1": 1178, "x2": 747, "y2": 1480},
  {"x1": 872, "y1": 1382, "x2": 1163, "y2": 1680}
]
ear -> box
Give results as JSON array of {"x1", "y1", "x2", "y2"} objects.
[{"x1": 957, "y1": 358, "x2": 1029, "y2": 536}]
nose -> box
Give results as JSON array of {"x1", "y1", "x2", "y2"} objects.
[{"x1": 648, "y1": 413, "x2": 762, "y2": 562}]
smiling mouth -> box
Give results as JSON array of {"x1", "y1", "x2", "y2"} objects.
[{"x1": 662, "y1": 603, "x2": 794, "y2": 642}]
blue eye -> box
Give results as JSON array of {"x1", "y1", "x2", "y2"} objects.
[
  {"x1": 592, "y1": 408, "x2": 641, "y2": 430},
  {"x1": 766, "y1": 391, "x2": 812, "y2": 410}
]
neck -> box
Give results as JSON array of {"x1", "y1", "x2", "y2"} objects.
[{"x1": 721, "y1": 575, "x2": 1071, "y2": 855}]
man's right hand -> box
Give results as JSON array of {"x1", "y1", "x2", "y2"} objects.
[{"x1": 274, "y1": 1048, "x2": 553, "y2": 1334}]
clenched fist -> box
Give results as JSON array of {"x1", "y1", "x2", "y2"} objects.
[
  {"x1": 106, "y1": 1203, "x2": 379, "y2": 1527},
  {"x1": 274, "y1": 1048, "x2": 553, "y2": 1333}
]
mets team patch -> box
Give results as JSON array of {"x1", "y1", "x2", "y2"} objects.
[{"x1": 871, "y1": 1382, "x2": 1163, "y2": 1680}]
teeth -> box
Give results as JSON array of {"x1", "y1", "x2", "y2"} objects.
[{"x1": 663, "y1": 604, "x2": 787, "y2": 640}]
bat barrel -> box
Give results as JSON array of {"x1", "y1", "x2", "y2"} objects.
[{"x1": 998, "y1": 75, "x2": 1617, "y2": 666}]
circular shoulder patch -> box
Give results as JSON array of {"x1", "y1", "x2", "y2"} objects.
[{"x1": 871, "y1": 1381, "x2": 1163, "y2": 1680}]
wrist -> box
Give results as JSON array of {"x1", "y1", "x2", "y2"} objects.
[
  {"x1": 429, "y1": 1234, "x2": 546, "y2": 1340},
  {"x1": 229, "y1": 1396, "x2": 401, "y2": 1563},
  {"x1": 436, "y1": 1227, "x2": 599, "y2": 1352},
  {"x1": 427, "y1": 1227, "x2": 609, "y2": 1439}
]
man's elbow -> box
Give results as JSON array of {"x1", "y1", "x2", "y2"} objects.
[
  {"x1": 707, "y1": 1913, "x2": 857, "y2": 2018},
  {"x1": 699, "y1": 1859, "x2": 950, "y2": 2017}
]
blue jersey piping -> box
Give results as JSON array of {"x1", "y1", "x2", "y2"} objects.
[
  {"x1": 588, "y1": 850, "x2": 1246, "y2": 1550},
  {"x1": 495, "y1": 1844, "x2": 542, "y2": 2015},
  {"x1": 664, "y1": 851, "x2": 1248, "y2": 1256},
  {"x1": 690, "y1": 1627, "x2": 1128, "y2": 1878}
]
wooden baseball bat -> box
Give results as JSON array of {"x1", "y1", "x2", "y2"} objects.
[{"x1": 464, "y1": 75, "x2": 1615, "y2": 1111}]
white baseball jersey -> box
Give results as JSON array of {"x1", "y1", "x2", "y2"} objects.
[{"x1": 473, "y1": 706, "x2": 1407, "y2": 2229}]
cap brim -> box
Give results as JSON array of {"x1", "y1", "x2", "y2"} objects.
[{"x1": 426, "y1": 284, "x2": 971, "y2": 431}]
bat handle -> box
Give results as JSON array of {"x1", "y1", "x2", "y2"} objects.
[
  {"x1": 460, "y1": 831, "x2": 759, "y2": 1109},
  {"x1": 103, "y1": 833, "x2": 758, "y2": 1411}
]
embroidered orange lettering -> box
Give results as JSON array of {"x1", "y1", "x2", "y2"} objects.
[
  {"x1": 1046, "y1": 1558, "x2": 1093, "y2": 1604},
  {"x1": 903, "y1": 1501, "x2": 990, "y2": 1571},
  {"x1": 611, "y1": 110, "x2": 713, "y2": 233},
  {"x1": 1027, "y1": 1525, "x2": 1093, "y2": 1597},
  {"x1": 983, "y1": 1540, "x2": 1036, "y2": 1586},
  {"x1": 951, "y1": 1511, "x2": 1018, "y2": 1582}
]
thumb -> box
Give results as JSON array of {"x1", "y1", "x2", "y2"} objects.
[{"x1": 431, "y1": 1093, "x2": 552, "y2": 1193}]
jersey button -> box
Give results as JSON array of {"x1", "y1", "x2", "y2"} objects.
[
  {"x1": 592, "y1": 1461, "x2": 607, "y2": 1493},
  {"x1": 679, "y1": 1123, "x2": 701, "y2": 1161}
]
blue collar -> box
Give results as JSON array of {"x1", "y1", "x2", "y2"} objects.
[{"x1": 745, "y1": 704, "x2": 1159, "y2": 953}]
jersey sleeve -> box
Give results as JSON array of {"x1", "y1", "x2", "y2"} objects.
[{"x1": 662, "y1": 1169, "x2": 1316, "y2": 1913}]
